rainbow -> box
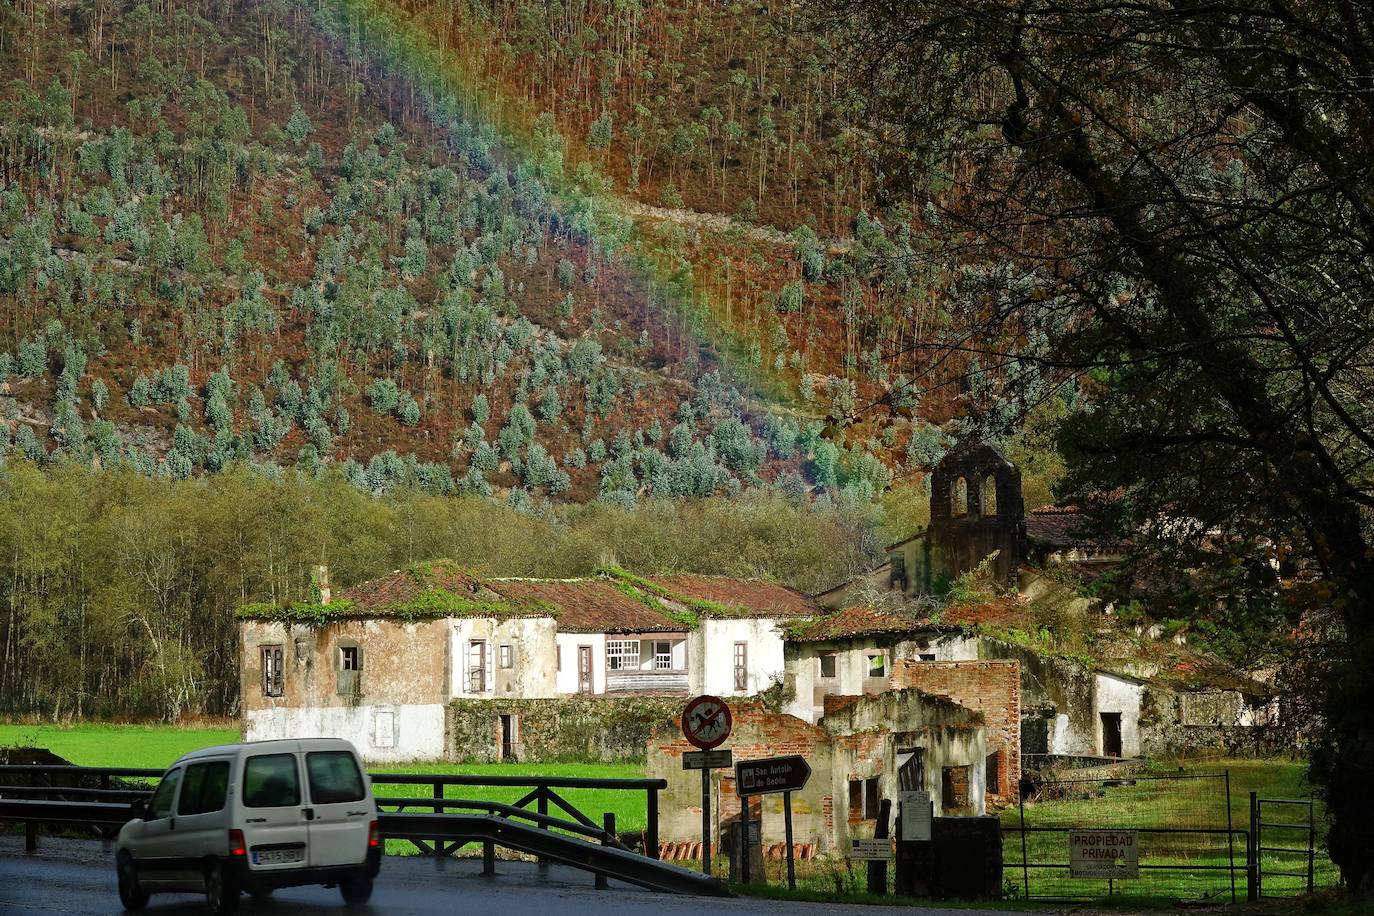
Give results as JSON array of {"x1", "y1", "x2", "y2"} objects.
[{"x1": 296, "y1": 0, "x2": 797, "y2": 405}]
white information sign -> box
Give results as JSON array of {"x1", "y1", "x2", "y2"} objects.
[
  {"x1": 850, "y1": 838, "x2": 894, "y2": 861},
  {"x1": 1069, "y1": 830, "x2": 1139, "y2": 878},
  {"x1": 899, "y1": 790, "x2": 932, "y2": 842}
]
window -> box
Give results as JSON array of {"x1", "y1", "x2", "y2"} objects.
[
  {"x1": 941, "y1": 765, "x2": 970, "y2": 813},
  {"x1": 244, "y1": 754, "x2": 301, "y2": 808},
  {"x1": 889, "y1": 554, "x2": 907, "y2": 591},
  {"x1": 607, "y1": 639, "x2": 639, "y2": 671},
  {"x1": 897, "y1": 748, "x2": 925, "y2": 791},
  {"x1": 307, "y1": 751, "x2": 366, "y2": 804},
  {"x1": 983, "y1": 475, "x2": 998, "y2": 517},
  {"x1": 499, "y1": 644, "x2": 513, "y2": 669},
  {"x1": 733, "y1": 642, "x2": 748, "y2": 692},
  {"x1": 867, "y1": 653, "x2": 887, "y2": 678},
  {"x1": 819, "y1": 653, "x2": 837, "y2": 679},
  {"x1": 556, "y1": 644, "x2": 561, "y2": 671},
  {"x1": 337, "y1": 643, "x2": 361, "y2": 696},
  {"x1": 918, "y1": 653, "x2": 936, "y2": 662},
  {"x1": 953, "y1": 476, "x2": 969, "y2": 516},
  {"x1": 848, "y1": 776, "x2": 881, "y2": 821},
  {"x1": 177, "y1": 761, "x2": 229, "y2": 816},
  {"x1": 260, "y1": 646, "x2": 283, "y2": 697},
  {"x1": 986, "y1": 751, "x2": 1001, "y2": 795},
  {"x1": 653, "y1": 640, "x2": 673, "y2": 670},
  {"x1": 468, "y1": 640, "x2": 487, "y2": 692},
  {"x1": 147, "y1": 768, "x2": 182, "y2": 820}
]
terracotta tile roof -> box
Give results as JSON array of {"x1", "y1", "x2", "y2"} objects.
[
  {"x1": 338, "y1": 561, "x2": 523, "y2": 614},
  {"x1": 491, "y1": 578, "x2": 683, "y2": 634},
  {"x1": 1025, "y1": 506, "x2": 1127, "y2": 550},
  {"x1": 787, "y1": 596, "x2": 1028, "y2": 642},
  {"x1": 650, "y1": 574, "x2": 820, "y2": 618}
]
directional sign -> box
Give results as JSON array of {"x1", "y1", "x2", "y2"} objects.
[
  {"x1": 735, "y1": 755, "x2": 812, "y2": 796},
  {"x1": 681, "y1": 695, "x2": 733, "y2": 750},
  {"x1": 683, "y1": 749, "x2": 733, "y2": 770},
  {"x1": 850, "y1": 838, "x2": 894, "y2": 860}
]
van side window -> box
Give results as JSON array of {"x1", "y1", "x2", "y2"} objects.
[
  {"x1": 243, "y1": 754, "x2": 301, "y2": 808},
  {"x1": 148, "y1": 768, "x2": 182, "y2": 820},
  {"x1": 307, "y1": 751, "x2": 366, "y2": 804},
  {"x1": 178, "y1": 761, "x2": 230, "y2": 816}
]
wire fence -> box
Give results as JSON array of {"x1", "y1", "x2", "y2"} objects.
[{"x1": 1003, "y1": 771, "x2": 1247, "y2": 902}]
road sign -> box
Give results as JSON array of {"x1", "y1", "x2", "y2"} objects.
[
  {"x1": 850, "y1": 838, "x2": 894, "y2": 860},
  {"x1": 681, "y1": 695, "x2": 733, "y2": 750},
  {"x1": 683, "y1": 749, "x2": 733, "y2": 770},
  {"x1": 734, "y1": 755, "x2": 811, "y2": 796},
  {"x1": 1069, "y1": 829, "x2": 1139, "y2": 878}
]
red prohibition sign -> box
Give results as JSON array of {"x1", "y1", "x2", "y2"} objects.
[{"x1": 681, "y1": 695, "x2": 733, "y2": 750}]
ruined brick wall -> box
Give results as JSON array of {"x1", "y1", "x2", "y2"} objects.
[
  {"x1": 647, "y1": 703, "x2": 837, "y2": 853},
  {"x1": 891, "y1": 660, "x2": 1021, "y2": 808}
]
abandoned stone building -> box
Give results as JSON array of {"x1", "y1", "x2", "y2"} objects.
[
  {"x1": 238, "y1": 562, "x2": 819, "y2": 762},
  {"x1": 647, "y1": 692, "x2": 989, "y2": 857}
]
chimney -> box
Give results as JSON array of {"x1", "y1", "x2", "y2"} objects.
[{"x1": 317, "y1": 565, "x2": 331, "y2": 606}]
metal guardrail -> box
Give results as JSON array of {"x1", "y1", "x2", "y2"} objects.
[{"x1": 0, "y1": 764, "x2": 718, "y2": 897}]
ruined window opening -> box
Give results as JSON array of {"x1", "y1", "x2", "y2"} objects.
[
  {"x1": 848, "y1": 777, "x2": 882, "y2": 821},
  {"x1": 986, "y1": 751, "x2": 1001, "y2": 794},
  {"x1": 889, "y1": 553, "x2": 907, "y2": 591},
  {"x1": 499, "y1": 644, "x2": 513, "y2": 669},
  {"x1": 468, "y1": 639, "x2": 487, "y2": 693},
  {"x1": 983, "y1": 475, "x2": 998, "y2": 517},
  {"x1": 607, "y1": 639, "x2": 639, "y2": 671},
  {"x1": 339, "y1": 646, "x2": 360, "y2": 671},
  {"x1": 819, "y1": 653, "x2": 837, "y2": 679},
  {"x1": 261, "y1": 645, "x2": 283, "y2": 697},
  {"x1": 653, "y1": 640, "x2": 673, "y2": 670},
  {"x1": 897, "y1": 748, "x2": 925, "y2": 791},
  {"x1": 336, "y1": 642, "x2": 361, "y2": 697},
  {"x1": 941, "y1": 765, "x2": 970, "y2": 813},
  {"x1": 867, "y1": 653, "x2": 886, "y2": 678},
  {"x1": 918, "y1": 653, "x2": 936, "y2": 662},
  {"x1": 953, "y1": 476, "x2": 969, "y2": 517},
  {"x1": 733, "y1": 642, "x2": 748, "y2": 692}
]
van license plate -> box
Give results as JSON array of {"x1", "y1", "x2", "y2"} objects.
[{"x1": 252, "y1": 848, "x2": 304, "y2": 865}]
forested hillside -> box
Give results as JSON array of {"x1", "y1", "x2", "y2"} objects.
[{"x1": 0, "y1": 0, "x2": 1044, "y2": 507}]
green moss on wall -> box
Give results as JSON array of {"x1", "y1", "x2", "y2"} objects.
[{"x1": 446, "y1": 696, "x2": 683, "y2": 763}]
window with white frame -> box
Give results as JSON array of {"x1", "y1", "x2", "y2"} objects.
[
  {"x1": 653, "y1": 641, "x2": 672, "y2": 670},
  {"x1": 606, "y1": 640, "x2": 639, "y2": 671}
]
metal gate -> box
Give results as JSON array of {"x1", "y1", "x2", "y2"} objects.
[
  {"x1": 1004, "y1": 771, "x2": 1247, "y2": 903},
  {"x1": 1250, "y1": 794, "x2": 1315, "y2": 898}
]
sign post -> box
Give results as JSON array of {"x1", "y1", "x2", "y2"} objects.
[
  {"x1": 734, "y1": 755, "x2": 812, "y2": 890},
  {"x1": 681, "y1": 696, "x2": 733, "y2": 876}
]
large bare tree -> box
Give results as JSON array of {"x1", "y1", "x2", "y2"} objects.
[{"x1": 812, "y1": 0, "x2": 1374, "y2": 889}]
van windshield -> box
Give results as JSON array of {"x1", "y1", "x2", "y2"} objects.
[
  {"x1": 306, "y1": 751, "x2": 366, "y2": 804},
  {"x1": 243, "y1": 754, "x2": 301, "y2": 808}
]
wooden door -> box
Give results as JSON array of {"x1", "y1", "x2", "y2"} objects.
[{"x1": 578, "y1": 645, "x2": 593, "y2": 694}]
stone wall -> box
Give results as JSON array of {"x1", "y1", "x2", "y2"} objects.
[
  {"x1": 446, "y1": 696, "x2": 681, "y2": 763},
  {"x1": 891, "y1": 660, "x2": 1020, "y2": 808}
]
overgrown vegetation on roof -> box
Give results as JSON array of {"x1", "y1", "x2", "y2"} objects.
[
  {"x1": 234, "y1": 588, "x2": 555, "y2": 624},
  {"x1": 598, "y1": 565, "x2": 772, "y2": 629}
]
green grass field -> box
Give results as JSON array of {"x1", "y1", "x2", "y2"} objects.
[{"x1": 1002, "y1": 757, "x2": 1334, "y2": 903}]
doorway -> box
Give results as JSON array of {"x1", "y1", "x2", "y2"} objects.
[
  {"x1": 499, "y1": 713, "x2": 516, "y2": 761},
  {"x1": 578, "y1": 646, "x2": 593, "y2": 694},
  {"x1": 1100, "y1": 712, "x2": 1123, "y2": 758}
]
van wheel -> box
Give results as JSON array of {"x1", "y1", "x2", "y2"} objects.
[
  {"x1": 204, "y1": 860, "x2": 239, "y2": 915},
  {"x1": 116, "y1": 852, "x2": 149, "y2": 911},
  {"x1": 339, "y1": 872, "x2": 373, "y2": 906}
]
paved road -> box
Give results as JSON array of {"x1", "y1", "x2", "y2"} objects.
[{"x1": 0, "y1": 837, "x2": 1027, "y2": 916}]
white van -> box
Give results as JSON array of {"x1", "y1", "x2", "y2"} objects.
[{"x1": 115, "y1": 738, "x2": 381, "y2": 914}]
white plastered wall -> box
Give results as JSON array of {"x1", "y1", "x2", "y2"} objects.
[
  {"x1": 692, "y1": 618, "x2": 788, "y2": 697},
  {"x1": 555, "y1": 633, "x2": 606, "y2": 694},
  {"x1": 244, "y1": 703, "x2": 445, "y2": 763},
  {"x1": 1095, "y1": 672, "x2": 1144, "y2": 757}
]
